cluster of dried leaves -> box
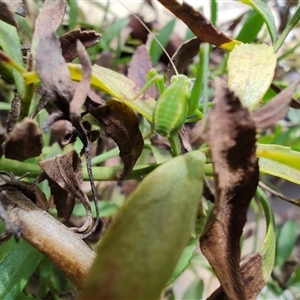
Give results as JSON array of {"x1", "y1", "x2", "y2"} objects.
[{"x1": 0, "y1": 0, "x2": 300, "y2": 299}]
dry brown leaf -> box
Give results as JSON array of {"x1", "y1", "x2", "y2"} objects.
[
  {"x1": 69, "y1": 40, "x2": 92, "y2": 145},
  {"x1": 157, "y1": 0, "x2": 234, "y2": 48},
  {"x1": 5, "y1": 0, "x2": 26, "y2": 17},
  {"x1": 127, "y1": 45, "x2": 158, "y2": 99},
  {"x1": 39, "y1": 150, "x2": 93, "y2": 236},
  {"x1": 270, "y1": 83, "x2": 300, "y2": 109},
  {"x1": 1, "y1": 180, "x2": 49, "y2": 211},
  {"x1": 208, "y1": 252, "x2": 265, "y2": 300},
  {"x1": 6, "y1": 94, "x2": 20, "y2": 133},
  {"x1": 167, "y1": 37, "x2": 202, "y2": 80},
  {"x1": 32, "y1": 0, "x2": 74, "y2": 107},
  {"x1": 5, "y1": 118, "x2": 43, "y2": 161},
  {"x1": 48, "y1": 178, "x2": 75, "y2": 223},
  {"x1": 200, "y1": 80, "x2": 259, "y2": 300},
  {"x1": 253, "y1": 80, "x2": 300, "y2": 129},
  {"x1": 0, "y1": 1, "x2": 18, "y2": 27},
  {"x1": 60, "y1": 29, "x2": 102, "y2": 63},
  {"x1": 87, "y1": 99, "x2": 144, "y2": 179}
]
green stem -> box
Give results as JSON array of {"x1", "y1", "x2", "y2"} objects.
[
  {"x1": 0, "y1": 157, "x2": 159, "y2": 181},
  {"x1": 19, "y1": 84, "x2": 36, "y2": 120}
]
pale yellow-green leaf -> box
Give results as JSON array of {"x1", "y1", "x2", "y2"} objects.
[
  {"x1": 23, "y1": 63, "x2": 157, "y2": 123},
  {"x1": 257, "y1": 143, "x2": 300, "y2": 172},
  {"x1": 81, "y1": 151, "x2": 205, "y2": 300},
  {"x1": 227, "y1": 43, "x2": 277, "y2": 110},
  {"x1": 259, "y1": 157, "x2": 300, "y2": 184}
]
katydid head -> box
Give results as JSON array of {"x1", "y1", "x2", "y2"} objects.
[{"x1": 170, "y1": 74, "x2": 191, "y2": 87}]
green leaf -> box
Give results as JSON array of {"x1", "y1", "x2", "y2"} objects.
[
  {"x1": 0, "y1": 20, "x2": 25, "y2": 97},
  {"x1": 257, "y1": 144, "x2": 300, "y2": 172},
  {"x1": 275, "y1": 5, "x2": 300, "y2": 52},
  {"x1": 150, "y1": 19, "x2": 176, "y2": 65},
  {"x1": 182, "y1": 279, "x2": 204, "y2": 300},
  {"x1": 236, "y1": 10, "x2": 265, "y2": 43},
  {"x1": 68, "y1": 0, "x2": 78, "y2": 31},
  {"x1": 238, "y1": 0, "x2": 277, "y2": 44},
  {"x1": 275, "y1": 220, "x2": 298, "y2": 267},
  {"x1": 227, "y1": 43, "x2": 277, "y2": 110},
  {"x1": 81, "y1": 151, "x2": 205, "y2": 300},
  {"x1": 256, "y1": 187, "x2": 276, "y2": 281},
  {"x1": 0, "y1": 240, "x2": 44, "y2": 299}
]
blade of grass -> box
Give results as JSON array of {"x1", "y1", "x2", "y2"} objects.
[
  {"x1": 274, "y1": 4, "x2": 300, "y2": 52},
  {"x1": 236, "y1": 10, "x2": 264, "y2": 43},
  {"x1": 150, "y1": 19, "x2": 176, "y2": 65},
  {"x1": 0, "y1": 240, "x2": 43, "y2": 299}
]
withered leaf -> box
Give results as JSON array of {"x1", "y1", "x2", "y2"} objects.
[
  {"x1": 208, "y1": 253, "x2": 265, "y2": 300},
  {"x1": 0, "y1": 1, "x2": 18, "y2": 28},
  {"x1": 157, "y1": 0, "x2": 235, "y2": 49},
  {"x1": 4, "y1": 0, "x2": 26, "y2": 17},
  {"x1": 6, "y1": 94, "x2": 20, "y2": 133},
  {"x1": 87, "y1": 99, "x2": 144, "y2": 179},
  {"x1": 127, "y1": 45, "x2": 158, "y2": 99},
  {"x1": 39, "y1": 150, "x2": 93, "y2": 236},
  {"x1": 0, "y1": 177, "x2": 49, "y2": 211},
  {"x1": 5, "y1": 118, "x2": 43, "y2": 161},
  {"x1": 47, "y1": 178, "x2": 75, "y2": 223},
  {"x1": 32, "y1": 0, "x2": 74, "y2": 106},
  {"x1": 60, "y1": 29, "x2": 101, "y2": 63},
  {"x1": 253, "y1": 79, "x2": 300, "y2": 129},
  {"x1": 200, "y1": 80, "x2": 259, "y2": 300},
  {"x1": 69, "y1": 40, "x2": 92, "y2": 146},
  {"x1": 271, "y1": 83, "x2": 300, "y2": 109},
  {"x1": 167, "y1": 37, "x2": 202, "y2": 80}
]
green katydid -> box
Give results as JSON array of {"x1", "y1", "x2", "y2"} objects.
[{"x1": 116, "y1": 2, "x2": 206, "y2": 155}]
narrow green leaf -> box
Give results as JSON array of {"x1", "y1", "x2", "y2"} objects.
[
  {"x1": 0, "y1": 20, "x2": 25, "y2": 97},
  {"x1": 68, "y1": 0, "x2": 78, "y2": 30},
  {"x1": 257, "y1": 144, "x2": 300, "y2": 172},
  {"x1": 227, "y1": 43, "x2": 277, "y2": 110},
  {"x1": 275, "y1": 220, "x2": 298, "y2": 267},
  {"x1": 81, "y1": 151, "x2": 205, "y2": 300},
  {"x1": 256, "y1": 187, "x2": 276, "y2": 282},
  {"x1": 150, "y1": 19, "x2": 176, "y2": 65},
  {"x1": 236, "y1": 10, "x2": 265, "y2": 43},
  {"x1": 238, "y1": 0, "x2": 277, "y2": 44},
  {"x1": 0, "y1": 240, "x2": 44, "y2": 299},
  {"x1": 275, "y1": 5, "x2": 300, "y2": 52}
]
